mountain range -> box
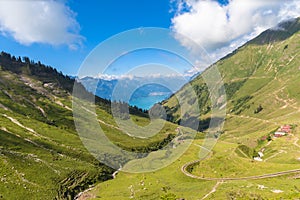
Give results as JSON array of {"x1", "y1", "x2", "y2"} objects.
[{"x1": 79, "y1": 75, "x2": 188, "y2": 110}]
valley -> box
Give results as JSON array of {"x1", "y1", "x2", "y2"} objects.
[
  {"x1": 0, "y1": 12, "x2": 299, "y2": 200},
  {"x1": 0, "y1": 55, "x2": 178, "y2": 199}
]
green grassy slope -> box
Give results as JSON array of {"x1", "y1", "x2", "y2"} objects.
[
  {"x1": 164, "y1": 18, "x2": 300, "y2": 130},
  {"x1": 82, "y1": 139, "x2": 300, "y2": 199},
  {"x1": 162, "y1": 17, "x2": 300, "y2": 198},
  {"x1": 83, "y1": 18, "x2": 300, "y2": 199},
  {"x1": 0, "y1": 55, "x2": 179, "y2": 199},
  {"x1": 164, "y1": 18, "x2": 300, "y2": 144},
  {"x1": 164, "y1": 18, "x2": 299, "y2": 154},
  {"x1": 0, "y1": 63, "x2": 113, "y2": 200},
  {"x1": 0, "y1": 55, "x2": 121, "y2": 199}
]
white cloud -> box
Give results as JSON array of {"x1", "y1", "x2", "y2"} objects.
[
  {"x1": 96, "y1": 74, "x2": 135, "y2": 80},
  {"x1": 171, "y1": 0, "x2": 300, "y2": 67},
  {"x1": 0, "y1": 0, "x2": 83, "y2": 49},
  {"x1": 96, "y1": 73, "x2": 189, "y2": 80}
]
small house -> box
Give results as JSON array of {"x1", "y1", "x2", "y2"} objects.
[
  {"x1": 274, "y1": 131, "x2": 286, "y2": 137},
  {"x1": 280, "y1": 125, "x2": 292, "y2": 133}
]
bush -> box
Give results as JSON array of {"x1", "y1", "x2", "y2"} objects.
[
  {"x1": 160, "y1": 193, "x2": 177, "y2": 200},
  {"x1": 231, "y1": 95, "x2": 253, "y2": 114},
  {"x1": 235, "y1": 145, "x2": 257, "y2": 158},
  {"x1": 254, "y1": 104, "x2": 263, "y2": 114}
]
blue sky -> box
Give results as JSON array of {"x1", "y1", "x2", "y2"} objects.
[
  {"x1": 0, "y1": 0, "x2": 175, "y2": 75},
  {"x1": 0, "y1": 0, "x2": 299, "y2": 76}
]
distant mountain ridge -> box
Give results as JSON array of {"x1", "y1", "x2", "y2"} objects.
[{"x1": 79, "y1": 75, "x2": 188, "y2": 109}]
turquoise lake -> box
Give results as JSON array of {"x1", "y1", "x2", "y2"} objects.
[{"x1": 129, "y1": 94, "x2": 170, "y2": 110}]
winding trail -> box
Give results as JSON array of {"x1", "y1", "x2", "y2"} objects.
[
  {"x1": 98, "y1": 119, "x2": 147, "y2": 139},
  {"x1": 112, "y1": 167, "x2": 122, "y2": 179},
  {"x1": 74, "y1": 187, "x2": 95, "y2": 200},
  {"x1": 181, "y1": 146, "x2": 300, "y2": 181},
  {"x1": 227, "y1": 113, "x2": 279, "y2": 125},
  {"x1": 292, "y1": 134, "x2": 300, "y2": 148},
  {"x1": 201, "y1": 181, "x2": 223, "y2": 200},
  {"x1": 264, "y1": 150, "x2": 287, "y2": 162},
  {"x1": 228, "y1": 76, "x2": 271, "y2": 83},
  {"x1": 74, "y1": 167, "x2": 121, "y2": 200},
  {"x1": 1, "y1": 114, "x2": 81, "y2": 157}
]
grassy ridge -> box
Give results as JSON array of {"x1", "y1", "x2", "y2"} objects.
[
  {"x1": 0, "y1": 55, "x2": 179, "y2": 199},
  {"x1": 0, "y1": 66, "x2": 114, "y2": 199}
]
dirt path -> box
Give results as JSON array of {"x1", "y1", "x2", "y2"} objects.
[
  {"x1": 181, "y1": 158, "x2": 300, "y2": 181},
  {"x1": 0, "y1": 103, "x2": 10, "y2": 111},
  {"x1": 182, "y1": 156, "x2": 300, "y2": 181},
  {"x1": 74, "y1": 187, "x2": 95, "y2": 200},
  {"x1": 74, "y1": 166, "x2": 121, "y2": 200},
  {"x1": 264, "y1": 150, "x2": 286, "y2": 162},
  {"x1": 201, "y1": 181, "x2": 223, "y2": 200},
  {"x1": 227, "y1": 113, "x2": 278, "y2": 125},
  {"x1": 291, "y1": 134, "x2": 300, "y2": 148},
  {"x1": 112, "y1": 167, "x2": 122, "y2": 179},
  {"x1": 181, "y1": 145, "x2": 300, "y2": 181},
  {"x1": 98, "y1": 119, "x2": 147, "y2": 139},
  {"x1": 3, "y1": 114, "x2": 37, "y2": 134},
  {"x1": 228, "y1": 76, "x2": 271, "y2": 83},
  {"x1": 2, "y1": 114, "x2": 79, "y2": 152},
  {"x1": 274, "y1": 92, "x2": 299, "y2": 110},
  {"x1": 236, "y1": 147, "x2": 250, "y2": 158},
  {"x1": 193, "y1": 144, "x2": 212, "y2": 152}
]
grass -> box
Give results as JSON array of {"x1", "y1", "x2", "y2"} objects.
[
  {"x1": 0, "y1": 18, "x2": 300, "y2": 200},
  {"x1": 0, "y1": 108, "x2": 113, "y2": 199},
  {"x1": 86, "y1": 140, "x2": 217, "y2": 200},
  {"x1": 0, "y1": 64, "x2": 183, "y2": 199},
  {"x1": 83, "y1": 19, "x2": 300, "y2": 199},
  {"x1": 85, "y1": 138, "x2": 300, "y2": 199}
]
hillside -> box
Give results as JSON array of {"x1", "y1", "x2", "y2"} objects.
[
  {"x1": 79, "y1": 18, "x2": 300, "y2": 199},
  {"x1": 164, "y1": 17, "x2": 300, "y2": 136},
  {"x1": 161, "y1": 17, "x2": 300, "y2": 196},
  {"x1": 0, "y1": 53, "x2": 179, "y2": 199},
  {"x1": 0, "y1": 54, "x2": 115, "y2": 199}
]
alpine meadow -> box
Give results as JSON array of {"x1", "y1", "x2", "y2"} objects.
[{"x1": 0, "y1": 1, "x2": 300, "y2": 200}]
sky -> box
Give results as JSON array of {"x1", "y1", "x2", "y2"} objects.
[{"x1": 0, "y1": 0, "x2": 299, "y2": 77}]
